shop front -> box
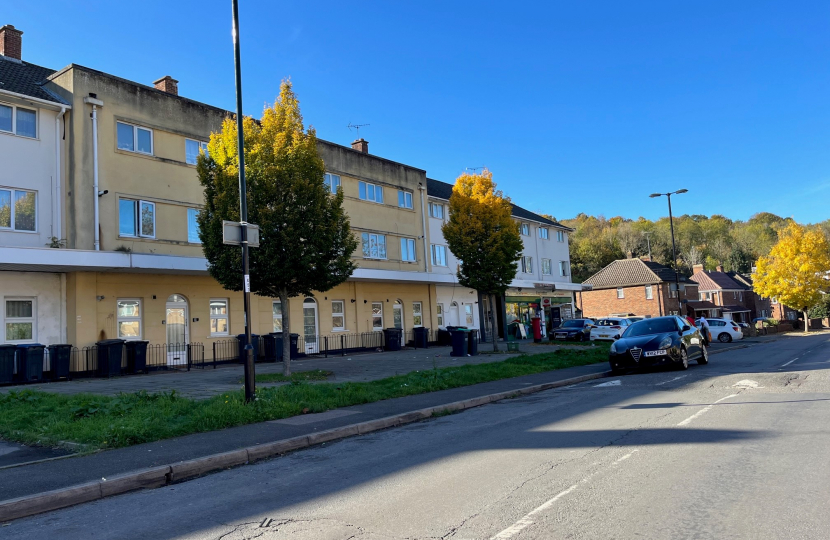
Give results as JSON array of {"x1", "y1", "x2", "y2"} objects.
[{"x1": 504, "y1": 294, "x2": 576, "y2": 340}]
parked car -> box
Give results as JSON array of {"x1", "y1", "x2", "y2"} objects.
[
  {"x1": 736, "y1": 322, "x2": 749, "y2": 329},
  {"x1": 590, "y1": 318, "x2": 632, "y2": 341},
  {"x1": 552, "y1": 319, "x2": 595, "y2": 341},
  {"x1": 696, "y1": 318, "x2": 743, "y2": 343},
  {"x1": 625, "y1": 317, "x2": 645, "y2": 324},
  {"x1": 609, "y1": 316, "x2": 708, "y2": 373}
]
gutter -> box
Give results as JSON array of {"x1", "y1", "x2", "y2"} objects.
[
  {"x1": 83, "y1": 96, "x2": 104, "y2": 251},
  {"x1": 54, "y1": 106, "x2": 67, "y2": 241},
  {"x1": 419, "y1": 183, "x2": 430, "y2": 272},
  {"x1": 0, "y1": 89, "x2": 69, "y2": 110}
]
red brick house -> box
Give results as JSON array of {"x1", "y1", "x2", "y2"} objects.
[
  {"x1": 689, "y1": 265, "x2": 755, "y2": 323},
  {"x1": 578, "y1": 258, "x2": 698, "y2": 319}
]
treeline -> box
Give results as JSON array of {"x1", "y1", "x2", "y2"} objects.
[{"x1": 546, "y1": 212, "x2": 830, "y2": 283}]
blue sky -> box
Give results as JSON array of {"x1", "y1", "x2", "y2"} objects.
[{"x1": 9, "y1": 1, "x2": 829, "y2": 223}]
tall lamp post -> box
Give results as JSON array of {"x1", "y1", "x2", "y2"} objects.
[{"x1": 649, "y1": 189, "x2": 688, "y2": 314}]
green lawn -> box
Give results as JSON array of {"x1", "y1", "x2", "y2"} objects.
[
  {"x1": 251, "y1": 370, "x2": 334, "y2": 383},
  {"x1": 0, "y1": 347, "x2": 607, "y2": 451}
]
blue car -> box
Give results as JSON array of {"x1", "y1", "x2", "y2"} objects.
[{"x1": 609, "y1": 316, "x2": 709, "y2": 374}]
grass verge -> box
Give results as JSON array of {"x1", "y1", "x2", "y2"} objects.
[
  {"x1": 250, "y1": 370, "x2": 334, "y2": 383},
  {"x1": 0, "y1": 347, "x2": 607, "y2": 451}
]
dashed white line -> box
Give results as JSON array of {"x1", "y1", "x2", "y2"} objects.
[
  {"x1": 656, "y1": 375, "x2": 687, "y2": 386},
  {"x1": 593, "y1": 380, "x2": 621, "y2": 387},
  {"x1": 677, "y1": 394, "x2": 738, "y2": 426},
  {"x1": 781, "y1": 357, "x2": 798, "y2": 368}
]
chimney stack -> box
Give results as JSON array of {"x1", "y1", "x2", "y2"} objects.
[
  {"x1": 692, "y1": 264, "x2": 704, "y2": 274},
  {"x1": 0, "y1": 25, "x2": 23, "y2": 60},
  {"x1": 351, "y1": 138, "x2": 368, "y2": 154},
  {"x1": 640, "y1": 255, "x2": 652, "y2": 262},
  {"x1": 153, "y1": 75, "x2": 179, "y2": 95},
  {"x1": 716, "y1": 264, "x2": 724, "y2": 273}
]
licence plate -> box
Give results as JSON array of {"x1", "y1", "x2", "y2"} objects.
[
  {"x1": 555, "y1": 334, "x2": 567, "y2": 340},
  {"x1": 645, "y1": 350, "x2": 667, "y2": 357}
]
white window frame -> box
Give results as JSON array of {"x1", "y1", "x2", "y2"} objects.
[
  {"x1": 538, "y1": 227, "x2": 549, "y2": 240},
  {"x1": 185, "y1": 139, "x2": 209, "y2": 165},
  {"x1": 358, "y1": 181, "x2": 384, "y2": 204},
  {"x1": 0, "y1": 102, "x2": 37, "y2": 139},
  {"x1": 429, "y1": 202, "x2": 444, "y2": 219},
  {"x1": 119, "y1": 199, "x2": 156, "y2": 239},
  {"x1": 431, "y1": 244, "x2": 448, "y2": 267},
  {"x1": 371, "y1": 302, "x2": 383, "y2": 331},
  {"x1": 187, "y1": 208, "x2": 201, "y2": 244},
  {"x1": 520, "y1": 223, "x2": 530, "y2": 236},
  {"x1": 324, "y1": 173, "x2": 341, "y2": 194},
  {"x1": 116, "y1": 298, "x2": 143, "y2": 340},
  {"x1": 398, "y1": 190, "x2": 413, "y2": 209},
  {"x1": 436, "y1": 303, "x2": 444, "y2": 326},
  {"x1": 464, "y1": 303, "x2": 475, "y2": 326},
  {"x1": 331, "y1": 300, "x2": 346, "y2": 331},
  {"x1": 645, "y1": 285, "x2": 653, "y2": 300},
  {"x1": 4, "y1": 297, "x2": 36, "y2": 343},
  {"x1": 209, "y1": 298, "x2": 230, "y2": 337},
  {"x1": 558, "y1": 261, "x2": 569, "y2": 277},
  {"x1": 617, "y1": 288, "x2": 625, "y2": 299},
  {"x1": 117, "y1": 121, "x2": 154, "y2": 155},
  {"x1": 272, "y1": 300, "x2": 283, "y2": 332},
  {"x1": 542, "y1": 258, "x2": 552, "y2": 275},
  {"x1": 0, "y1": 187, "x2": 37, "y2": 232},
  {"x1": 362, "y1": 233, "x2": 388, "y2": 260},
  {"x1": 413, "y1": 302, "x2": 423, "y2": 327},
  {"x1": 401, "y1": 237, "x2": 417, "y2": 262},
  {"x1": 557, "y1": 230, "x2": 565, "y2": 242},
  {"x1": 521, "y1": 256, "x2": 533, "y2": 273}
]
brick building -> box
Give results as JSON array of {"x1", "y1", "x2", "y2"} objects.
[
  {"x1": 689, "y1": 265, "x2": 755, "y2": 323},
  {"x1": 578, "y1": 258, "x2": 698, "y2": 319}
]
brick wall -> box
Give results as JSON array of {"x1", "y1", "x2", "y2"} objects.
[{"x1": 580, "y1": 282, "x2": 700, "y2": 318}]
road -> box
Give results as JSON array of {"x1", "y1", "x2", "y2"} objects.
[{"x1": 4, "y1": 333, "x2": 830, "y2": 539}]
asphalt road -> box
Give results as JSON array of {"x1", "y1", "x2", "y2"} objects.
[{"x1": 5, "y1": 332, "x2": 830, "y2": 539}]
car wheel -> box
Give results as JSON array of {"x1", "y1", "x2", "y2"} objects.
[
  {"x1": 678, "y1": 347, "x2": 689, "y2": 370},
  {"x1": 577, "y1": 333, "x2": 585, "y2": 342},
  {"x1": 718, "y1": 333, "x2": 732, "y2": 343},
  {"x1": 697, "y1": 344, "x2": 709, "y2": 365}
]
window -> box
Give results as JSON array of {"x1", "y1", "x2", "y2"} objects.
[
  {"x1": 5, "y1": 298, "x2": 35, "y2": 342},
  {"x1": 413, "y1": 302, "x2": 423, "y2": 327},
  {"x1": 557, "y1": 230, "x2": 565, "y2": 242},
  {"x1": 521, "y1": 256, "x2": 533, "y2": 273},
  {"x1": 119, "y1": 199, "x2": 155, "y2": 238},
  {"x1": 362, "y1": 233, "x2": 387, "y2": 259},
  {"x1": 520, "y1": 223, "x2": 530, "y2": 236},
  {"x1": 617, "y1": 288, "x2": 625, "y2": 299},
  {"x1": 398, "y1": 190, "x2": 413, "y2": 209},
  {"x1": 542, "y1": 258, "x2": 552, "y2": 275},
  {"x1": 0, "y1": 188, "x2": 36, "y2": 231},
  {"x1": 558, "y1": 261, "x2": 569, "y2": 277},
  {"x1": 0, "y1": 103, "x2": 36, "y2": 138},
  {"x1": 323, "y1": 173, "x2": 341, "y2": 194},
  {"x1": 645, "y1": 285, "x2": 653, "y2": 300},
  {"x1": 117, "y1": 122, "x2": 153, "y2": 155},
  {"x1": 772, "y1": 297, "x2": 779, "y2": 305},
  {"x1": 429, "y1": 202, "x2": 444, "y2": 219},
  {"x1": 436, "y1": 303, "x2": 444, "y2": 326},
  {"x1": 700, "y1": 292, "x2": 712, "y2": 301},
  {"x1": 187, "y1": 208, "x2": 201, "y2": 243},
  {"x1": 116, "y1": 299, "x2": 142, "y2": 340},
  {"x1": 431, "y1": 244, "x2": 447, "y2": 266},
  {"x1": 272, "y1": 301, "x2": 283, "y2": 332},
  {"x1": 787, "y1": 311, "x2": 797, "y2": 321},
  {"x1": 669, "y1": 286, "x2": 679, "y2": 298},
  {"x1": 464, "y1": 304, "x2": 474, "y2": 326},
  {"x1": 331, "y1": 300, "x2": 346, "y2": 331},
  {"x1": 358, "y1": 181, "x2": 384, "y2": 204},
  {"x1": 401, "y1": 237, "x2": 416, "y2": 262},
  {"x1": 538, "y1": 227, "x2": 549, "y2": 240},
  {"x1": 209, "y1": 299, "x2": 229, "y2": 336},
  {"x1": 185, "y1": 139, "x2": 209, "y2": 165},
  {"x1": 371, "y1": 302, "x2": 383, "y2": 330}
]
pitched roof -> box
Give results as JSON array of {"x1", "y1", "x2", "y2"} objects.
[
  {"x1": 0, "y1": 56, "x2": 65, "y2": 104},
  {"x1": 690, "y1": 270, "x2": 744, "y2": 291},
  {"x1": 425, "y1": 178, "x2": 569, "y2": 230},
  {"x1": 583, "y1": 258, "x2": 691, "y2": 289},
  {"x1": 726, "y1": 272, "x2": 753, "y2": 290}
]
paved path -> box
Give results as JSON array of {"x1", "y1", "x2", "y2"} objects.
[{"x1": 3, "y1": 332, "x2": 827, "y2": 538}]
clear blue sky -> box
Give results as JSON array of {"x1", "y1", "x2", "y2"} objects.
[{"x1": 9, "y1": 1, "x2": 829, "y2": 223}]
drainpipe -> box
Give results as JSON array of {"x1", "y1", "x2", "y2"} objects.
[
  {"x1": 54, "y1": 106, "x2": 67, "y2": 242},
  {"x1": 418, "y1": 183, "x2": 430, "y2": 272},
  {"x1": 83, "y1": 96, "x2": 104, "y2": 250}
]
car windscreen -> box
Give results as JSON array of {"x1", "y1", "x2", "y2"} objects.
[
  {"x1": 561, "y1": 320, "x2": 584, "y2": 328},
  {"x1": 596, "y1": 319, "x2": 621, "y2": 327},
  {"x1": 623, "y1": 318, "x2": 678, "y2": 338}
]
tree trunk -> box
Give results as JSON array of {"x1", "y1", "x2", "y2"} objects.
[
  {"x1": 281, "y1": 291, "x2": 292, "y2": 376},
  {"x1": 803, "y1": 310, "x2": 810, "y2": 334},
  {"x1": 490, "y1": 293, "x2": 499, "y2": 352}
]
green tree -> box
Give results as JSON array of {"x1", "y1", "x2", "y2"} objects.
[
  {"x1": 442, "y1": 170, "x2": 523, "y2": 351},
  {"x1": 198, "y1": 80, "x2": 357, "y2": 374}
]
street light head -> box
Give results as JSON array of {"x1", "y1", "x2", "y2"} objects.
[
  {"x1": 649, "y1": 193, "x2": 662, "y2": 198},
  {"x1": 675, "y1": 189, "x2": 689, "y2": 194}
]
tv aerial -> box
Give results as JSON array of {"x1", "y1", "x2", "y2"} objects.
[
  {"x1": 465, "y1": 166, "x2": 486, "y2": 174},
  {"x1": 348, "y1": 122, "x2": 370, "y2": 138}
]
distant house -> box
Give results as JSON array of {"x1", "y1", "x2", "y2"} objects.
[
  {"x1": 578, "y1": 258, "x2": 698, "y2": 319},
  {"x1": 689, "y1": 265, "x2": 755, "y2": 323}
]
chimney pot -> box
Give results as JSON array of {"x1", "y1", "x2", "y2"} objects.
[
  {"x1": 351, "y1": 138, "x2": 369, "y2": 154},
  {"x1": 153, "y1": 75, "x2": 179, "y2": 96},
  {"x1": 0, "y1": 25, "x2": 23, "y2": 61},
  {"x1": 639, "y1": 255, "x2": 652, "y2": 262},
  {"x1": 692, "y1": 264, "x2": 704, "y2": 274},
  {"x1": 716, "y1": 265, "x2": 724, "y2": 273}
]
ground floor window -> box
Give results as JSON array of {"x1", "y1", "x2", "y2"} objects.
[
  {"x1": 273, "y1": 301, "x2": 283, "y2": 332},
  {"x1": 5, "y1": 298, "x2": 35, "y2": 342},
  {"x1": 332, "y1": 300, "x2": 345, "y2": 331},
  {"x1": 413, "y1": 302, "x2": 423, "y2": 327},
  {"x1": 210, "y1": 299, "x2": 229, "y2": 336},
  {"x1": 117, "y1": 299, "x2": 142, "y2": 339},
  {"x1": 436, "y1": 303, "x2": 444, "y2": 326},
  {"x1": 372, "y1": 302, "x2": 383, "y2": 330},
  {"x1": 464, "y1": 303, "x2": 474, "y2": 326}
]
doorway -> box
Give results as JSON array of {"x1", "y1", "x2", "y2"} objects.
[
  {"x1": 302, "y1": 297, "x2": 319, "y2": 354},
  {"x1": 166, "y1": 294, "x2": 189, "y2": 366},
  {"x1": 393, "y1": 300, "x2": 404, "y2": 331},
  {"x1": 449, "y1": 301, "x2": 460, "y2": 327}
]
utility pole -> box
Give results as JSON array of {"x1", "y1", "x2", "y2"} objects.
[
  {"x1": 650, "y1": 189, "x2": 688, "y2": 314},
  {"x1": 232, "y1": 0, "x2": 256, "y2": 402},
  {"x1": 644, "y1": 231, "x2": 652, "y2": 260}
]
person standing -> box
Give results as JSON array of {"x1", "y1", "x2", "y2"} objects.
[{"x1": 699, "y1": 315, "x2": 711, "y2": 345}]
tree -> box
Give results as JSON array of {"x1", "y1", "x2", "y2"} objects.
[
  {"x1": 442, "y1": 170, "x2": 523, "y2": 351},
  {"x1": 198, "y1": 80, "x2": 357, "y2": 374},
  {"x1": 753, "y1": 223, "x2": 830, "y2": 333}
]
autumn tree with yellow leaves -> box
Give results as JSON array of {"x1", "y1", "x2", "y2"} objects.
[
  {"x1": 442, "y1": 170, "x2": 523, "y2": 351},
  {"x1": 753, "y1": 223, "x2": 830, "y2": 333}
]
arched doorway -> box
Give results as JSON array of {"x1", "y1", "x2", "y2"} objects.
[
  {"x1": 393, "y1": 299, "x2": 404, "y2": 331},
  {"x1": 166, "y1": 294, "x2": 189, "y2": 365},
  {"x1": 302, "y1": 297, "x2": 319, "y2": 354}
]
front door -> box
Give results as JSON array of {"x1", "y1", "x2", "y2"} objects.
[
  {"x1": 302, "y1": 298, "x2": 318, "y2": 354},
  {"x1": 450, "y1": 302, "x2": 460, "y2": 326},
  {"x1": 166, "y1": 294, "x2": 189, "y2": 366}
]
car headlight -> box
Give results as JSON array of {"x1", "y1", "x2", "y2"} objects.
[
  {"x1": 659, "y1": 337, "x2": 672, "y2": 349},
  {"x1": 610, "y1": 342, "x2": 618, "y2": 354}
]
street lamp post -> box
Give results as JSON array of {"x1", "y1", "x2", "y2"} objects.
[{"x1": 650, "y1": 189, "x2": 688, "y2": 314}]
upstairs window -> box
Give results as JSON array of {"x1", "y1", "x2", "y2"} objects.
[
  {"x1": 431, "y1": 244, "x2": 448, "y2": 267},
  {"x1": 0, "y1": 103, "x2": 36, "y2": 138},
  {"x1": 538, "y1": 227, "x2": 549, "y2": 240},
  {"x1": 542, "y1": 258, "x2": 552, "y2": 275},
  {"x1": 521, "y1": 256, "x2": 533, "y2": 273},
  {"x1": 117, "y1": 122, "x2": 153, "y2": 155},
  {"x1": 119, "y1": 199, "x2": 155, "y2": 238},
  {"x1": 401, "y1": 237, "x2": 416, "y2": 262},
  {"x1": 520, "y1": 223, "x2": 530, "y2": 236},
  {"x1": 617, "y1": 288, "x2": 625, "y2": 299},
  {"x1": 429, "y1": 202, "x2": 444, "y2": 219},
  {"x1": 557, "y1": 230, "x2": 566, "y2": 242},
  {"x1": 185, "y1": 139, "x2": 209, "y2": 165},
  {"x1": 0, "y1": 188, "x2": 36, "y2": 232},
  {"x1": 645, "y1": 285, "x2": 653, "y2": 299},
  {"x1": 324, "y1": 173, "x2": 341, "y2": 194},
  {"x1": 358, "y1": 181, "x2": 384, "y2": 203},
  {"x1": 187, "y1": 208, "x2": 201, "y2": 243},
  {"x1": 362, "y1": 233, "x2": 387, "y2": 259},
  {"x1": 398, "y1": 190, "x2": 413, "y2": 209}
]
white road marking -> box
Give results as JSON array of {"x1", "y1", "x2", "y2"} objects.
[
  {"x1": 781, "y1": 357, "x2": 798, "y2": 367},
  {"x1": 593, "y1": 380, "x2": 621, "y2": 387},
  {"x1": 732, "y1": 379, "x2": 763, "y2": 389},
  {"x1": 655, "y1": 375, "x2": 687, "y2": 386},
  {"x1": 491, "y1": 450, "x2": 639, "y2": 539},
  {"x1": 677, "y1": 394, "x2": 738, "y2": 426}
]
